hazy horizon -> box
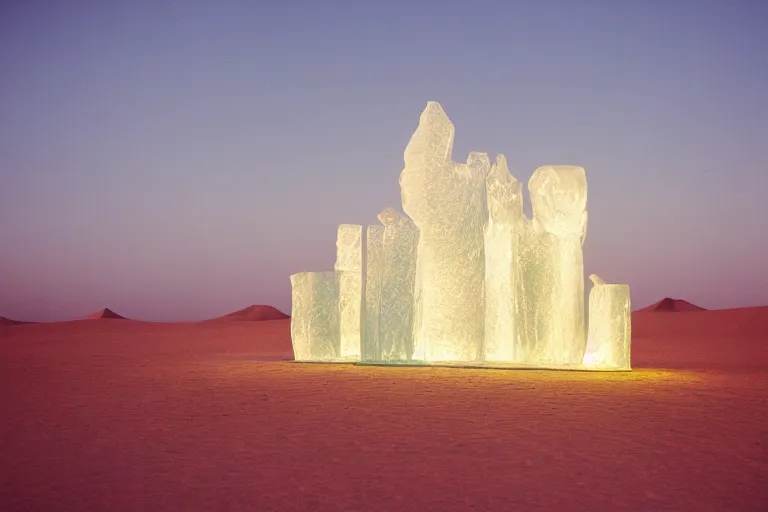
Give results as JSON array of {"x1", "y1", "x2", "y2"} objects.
[{"x1": 2, "y1": 0, "x2": 767, "y2": 322}]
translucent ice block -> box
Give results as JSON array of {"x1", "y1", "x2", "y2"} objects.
[
  {"x1": 400, "y1": 102, "x2": 489, "y2": 362},
  {"x1": 290, "y1": 271, "x2": 340, "y2": 361},
  {"x1": 289, "y1": 272, "x2": 311, "y2": 361},
  {"x1": 583, "y1": 275, "x2": 631, "y2": 370},
  {"x1": 484, "y1": 155, "x2": 525, "y2": 362},
  {"x1": 528, "y1": 165, "x2": 588, "y2": 365},
  {"x1": 362, "y1": 225, "x2": 384, "y2": 362},
  {"x1": 377, "y1": 208, "x2": 419, "y2": 361},
  {"x1": 335, "y1": 224, "x2": 362, "y2": 359}
]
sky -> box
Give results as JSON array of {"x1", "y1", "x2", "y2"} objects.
[{"x1": 1, "y1": 0, "x2": 766, "y2": 322}]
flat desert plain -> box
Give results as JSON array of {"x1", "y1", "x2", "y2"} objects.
[{"x1": 1, "y1": 307, "x2": 766, "y2": 511}]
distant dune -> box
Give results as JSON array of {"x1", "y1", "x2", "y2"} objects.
[
  {"x1": 0, "y1": 316, "x2": 26, "y2": 326},
  {"x1": 637, "y1": 297, "x2": 707, "y2": 313},
  {"x1": 207, "y1": 305, "x2": 290, "y2": 322},
  {"x1": 85, "y1": 308, "x2": 128, "y2": 320}
]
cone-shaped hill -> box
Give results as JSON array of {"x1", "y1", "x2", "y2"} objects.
[
  {"x1": 637, "y1": 298, "x2": 707, "y2": 313},
  {"x1": 0, "y1": 316, "x2": 27, "y2": 326},
  {"x1": 209, "y1": 305, "x2": 289, "y2": 322},
  {"x1": 86, "y1": 308, "x2": 128, "y2": 320}
]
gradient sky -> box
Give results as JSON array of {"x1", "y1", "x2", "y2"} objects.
[{"x1": 1, "y1": 0, "x2": 766, "y2": 322}]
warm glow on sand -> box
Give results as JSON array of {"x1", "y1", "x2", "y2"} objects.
[{"x1": 2, "y1": 306, "x2": 766, "y2": 510}]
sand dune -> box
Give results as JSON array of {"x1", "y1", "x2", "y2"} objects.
[
  {"x1": 1, "y1": 307, "x2": 766, "y2": 511},
  {"x1": 0, "y1": 316, "x2": 26, "y2": 326},
  {"x1": 637, "y1": 297, "x2": 706, "y2": 312},
  {"x1": 85, "y1": 308, "x2": 128, "y2": 320},
  {"x1": 206, "y1": 304, "x2": 290, "y2": 322}
]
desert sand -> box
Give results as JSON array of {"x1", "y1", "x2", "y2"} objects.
[{"x1": 1, "y1": 306, "x2": 766, "y2": 511}]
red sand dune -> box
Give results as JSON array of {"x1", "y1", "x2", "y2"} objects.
[
  {"x1": 207, "y1": 304, "x2": 289, "y2": 322},
  {"x1": 85, "y1": 308, "x2": 128, "y2": 320},
  {"x1": 1, "y1": 307, "x2": 766, "y2": 511},
  {"x1": 637, "y1": 297, "x2": 707, "y2": 312},
  {"x1": 0, "y1": 316, "x2": 26, "y2": 326}
]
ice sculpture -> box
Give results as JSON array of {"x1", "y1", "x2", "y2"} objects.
[
  {"x1": 291, "y1": 101, "x2": 631, "y2": 371},
  {"x1": 335, "y1": 224, "x2": 362, "y2": 359},
  {"x1": 289, "y1": 226, "x2": 361, "y2": 362},
  {"x1": 289, "y1": 271, "x2": 339, "y2": 361},
  {"x1": 518, "y1": 219, "x2": 553, "y2": 364},
  {"x1": 484, "y1": 155, "x2": 525, "y2": 362},
  {"x1": 583, "y1": 275, "x2": 632, "y2": 370},
  {"x1": 363, "y1": 225, "x2": 385, "y2": 361},
  {"x1": 528, "y1": 165, "x2": 588, "y2": 365},
  {"x1": 362, "y1": 208, "x2": 420, "y2": 361},
  {"x1": 400, "y1": 102, "x2": 490, "y2": 362},
  {"x1": 289, "y1": 272, "x2": 311, "y2": 361}
]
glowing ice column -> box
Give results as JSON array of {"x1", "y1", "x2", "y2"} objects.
[
  {"x1": 378, "y1": 208, "x2": 419, "y2": 361},
  {"x1": 583, "y1": 275, "x2": 631, "y2": 370},
  {"x1": 484, "y1": 155, "x2": 525, "y2": 362},
  {"x1": 335, "y1": 224, "x2": 362, "y2": 360},
  {"x1": 363, "y1": 225, "x2": 384, "y2": 362},
  {"x1": 289, "y1": 270, "x2": 340, "y2": 361},
  {"x1": 289, "y1": 272, "x2": 311, "y2": 360},
  {"x1": 400, "y1": 102, "x2": 490, "y2": 362},
  {"x1": 528, "y1": 166, "x2": 588, "y2": 365},
  {"x1": 362, "y1": 209, "x2": 420, "y2": 362},
  {"x1": 518, "y1": 217, "x2": 555, "y2": 364}
]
